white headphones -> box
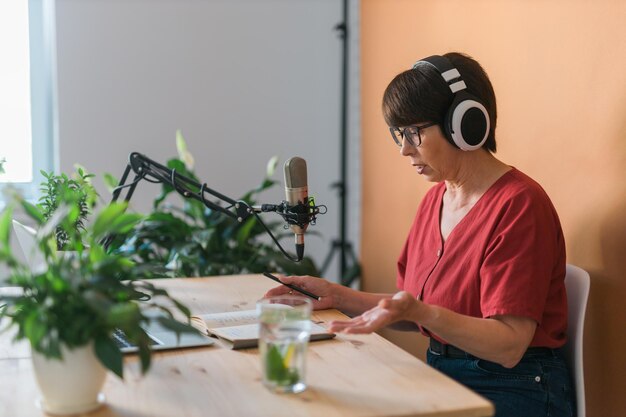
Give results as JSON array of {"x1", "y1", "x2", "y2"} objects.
[{"x1": 413, "y1": 55, "x2": 490, "y2": 151}]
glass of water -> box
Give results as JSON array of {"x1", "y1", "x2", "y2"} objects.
[{"x1": 257, "y1": 296, "x2": 312, "y2": 394}]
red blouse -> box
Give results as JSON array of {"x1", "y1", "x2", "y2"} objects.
[{"x1": 397, "y1": 168, "x2": 567, "y2": 348}]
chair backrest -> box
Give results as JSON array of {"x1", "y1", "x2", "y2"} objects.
[{"x1": 563, "y1": 264, "x2": 590, "y2": 417}]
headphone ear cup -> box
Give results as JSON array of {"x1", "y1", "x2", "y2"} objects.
[{"x1": 444, "y1": 92, "x2": 490, "y2": 151}]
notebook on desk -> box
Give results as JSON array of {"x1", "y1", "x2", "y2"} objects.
[
  {"x1": 11, "y1": 219, "x2": 214, "y2": 353},
  {"x1": 191, "y1": 309, "x2": 335, "y2": 349}
]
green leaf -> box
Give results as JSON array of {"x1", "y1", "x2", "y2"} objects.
[
  {"x1": 103, "y1": 173, "x2": 119, "y2": 193},
  {"x1": 171, "y1": 298, "x2": 191, "y2": 318},
  {"x1": 0, "y1": 207, "x2": 13, "y2": 248},
  {"x1": 95, "y1": 335, "x2": 124, "y2": 378},
  {"x1": 91, "y1": 203, "x2": 128, "y2": 238},
  {"x1": 107, "y1": 303, "x2": 140, "y2": 326},
  {"x1": 236, "y1": 217, "x2": 257, "y2": 245},
  {"x1": 176, "y1": 130, "x2": 195, "y2": 169},
  {"x1": 265, "y1": 344, "x2": 288, "y2": 382},
  {"x1": 88, "y1": 243, "x2": 107, "y2": 264},
  {"x1": 166, "y1": 159, "x2": 191, "y2": 178},
  {"x1": 24, "y1": 310, "x2": 46, "y2": 347},
  {"x1": 67, "y1": 204, "x2": 80, "y2": 225},
  {"x1": 37, "y1": 204, "x2": 71, "y2": 240},
  {"x1": 107, "y1": 213, "x2": 143, "y2": 235},
  {"x1": 20, "y1": 201, "x2": 45, "y2": 225},
  {"x1": 138, "y1": 343, "x2": 151, "y2": 374},
  {"x1": 266, "y1": 156, "x2": 279, "y2": 177},
  {"x1": 156, "y1": 316, "x2": 198, "y2": 334}
]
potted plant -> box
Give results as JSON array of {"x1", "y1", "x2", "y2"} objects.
[
  {"x1": 0, "y1": 157, "x2": 6, "y2": 175},
  {"x1": 0, "y1": 195, "x2": 196, "y2": 415},
  {"x1": 106, "y1": 132, "x2": 320, "y2": 278}
]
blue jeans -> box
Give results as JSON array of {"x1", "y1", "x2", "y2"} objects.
[{"x1": 427, "y1": 348, "x2": 576, "y2": 417}]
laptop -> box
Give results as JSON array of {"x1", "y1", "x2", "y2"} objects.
[
  {"x1": 111, "y1": 310, "x2": 214, "y2": 353},
  {"x1": 11, "y1": 220, "x2": 214, "y2": 353}
]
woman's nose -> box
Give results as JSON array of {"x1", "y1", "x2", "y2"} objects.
[{"x1": 400, "y1": 138, "x2": 415, "y2": 156}]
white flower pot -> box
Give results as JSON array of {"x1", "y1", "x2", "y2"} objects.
[{"x1": 31, "y1": 342, "x2": 107, "y2": 415}]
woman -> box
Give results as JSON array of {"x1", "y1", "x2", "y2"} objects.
[{"x1": 266, "y1": 52, "x2": 575, "y2": 417}]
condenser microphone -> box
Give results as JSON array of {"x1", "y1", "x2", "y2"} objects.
[{"x1": 284, "y1": 157, "x2": 309, "y2": 261}]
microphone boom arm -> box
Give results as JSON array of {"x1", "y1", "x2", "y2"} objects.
[{"x1": 106, "y1": 152, "x2": 325, "y2": 262}]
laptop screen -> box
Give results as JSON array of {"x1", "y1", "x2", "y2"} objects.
[{"x1": 11, "y1": 220, "x2": 45, "y2": 271}]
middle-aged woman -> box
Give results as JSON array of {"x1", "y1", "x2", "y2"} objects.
[{"x1": 266, "y1": 52, "x2": 575, "y2": 417}]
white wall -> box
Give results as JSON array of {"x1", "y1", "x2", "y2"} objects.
[{"x1": 52, "y1": 0, "x2": 360, "y2": 281}]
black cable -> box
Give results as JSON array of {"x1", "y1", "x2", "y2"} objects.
[
  {"x1": 111, "y1": 174, "x2": 144, "y2": 195},
  {"x1": 251, "y1": 210, "x2": 301, "y2": 262}
]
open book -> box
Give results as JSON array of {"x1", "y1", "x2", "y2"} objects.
[{"x1": 191, "y1": 309, "x2": 335, "y2": 349}]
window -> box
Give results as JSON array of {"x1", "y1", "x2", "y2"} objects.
[{"x1": 0, "y1": 0, "x2": 57, "y2": 204}]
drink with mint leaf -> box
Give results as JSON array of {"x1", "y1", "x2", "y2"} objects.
[{"x1": 257, "y1": 296, "x2": 312, "y2": 393}]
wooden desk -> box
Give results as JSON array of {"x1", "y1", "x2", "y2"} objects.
[{"x1": 0, "y1": 275, "x2": 493, "y2": 417}]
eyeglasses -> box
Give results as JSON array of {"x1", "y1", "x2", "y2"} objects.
[{"x1": 389, "y1": 122, "x2": 437, "y2": 148}]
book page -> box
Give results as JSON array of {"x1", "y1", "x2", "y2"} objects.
[
  {"x1": 210, "y1": 323, "x2": 259, "y2": 341},
  {"x1": 194, "y1": 309, "x2": 259, "y2": 330}
]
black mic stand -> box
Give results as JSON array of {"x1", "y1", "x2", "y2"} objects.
[
  {"x1": 103, "y1": 152, "x2": 325, "y2": 263},
  {"x1": 321, "y1": 0, "x2": 360, "y2": 287}
]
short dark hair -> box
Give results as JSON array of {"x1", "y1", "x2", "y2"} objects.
[{"x1": 382, "y1": 52, "x2": 498, "y2": 152}]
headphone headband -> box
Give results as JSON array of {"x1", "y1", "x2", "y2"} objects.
[
  {"x1": 414, "y1": 55, "x2": 467, "y2": 93},
  {"x1": 411, "y1": 55, "x2": 490, "y2": 151}
]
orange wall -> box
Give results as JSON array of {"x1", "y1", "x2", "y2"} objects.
[{"x1": 361, "y1": 1, "x2": 626, "y2": 416}]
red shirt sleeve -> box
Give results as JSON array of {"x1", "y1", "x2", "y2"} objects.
[{"x1": 479, "y1": 186, "x2": 563, "y2": 324}]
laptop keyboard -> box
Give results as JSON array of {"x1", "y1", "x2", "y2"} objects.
[
  {"x1": 112, "y1": 328, "x2": 160, "y2": 349},
  {"x1": 112, "y1": 329, "x2": 135, "y2": 349}
]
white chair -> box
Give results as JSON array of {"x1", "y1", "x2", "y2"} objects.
[{"x1": 563, "y1": 264, "x2": 590, "y2": 417}]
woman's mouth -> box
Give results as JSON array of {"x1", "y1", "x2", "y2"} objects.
[{"x1": 413, "y1": 164, "x2": 426, "y2": 174}]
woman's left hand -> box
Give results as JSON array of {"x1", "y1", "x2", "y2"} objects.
[{"x1": 328, "y1": 291, "x2": 418, "y2": 334}]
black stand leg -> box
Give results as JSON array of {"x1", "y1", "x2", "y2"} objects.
[
  {"x1": 323, "y1": 0, "x2": 361, "y2": 287},
  {"x1": 321, "y1": 239, "x2": 361, "y2": 287}
]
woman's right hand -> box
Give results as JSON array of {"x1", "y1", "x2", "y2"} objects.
[{"x1": 263, "y1": 275, "x2": 336, "y2": 310}]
